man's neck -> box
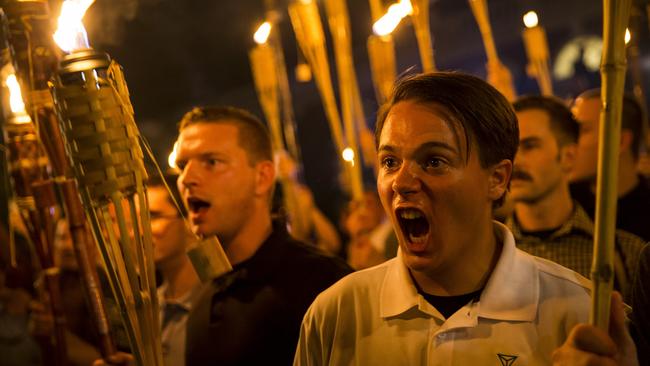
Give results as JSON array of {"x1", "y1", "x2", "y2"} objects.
[
  {"x1": 411, "y1": 215, "x2": 501, "y2": 296},
  {"x1": 161, "y1": 256, "x2": 199, "y2": 300},
  {"x1": 224, "y1": 206, "x2": 273, "y2": 266},
  {"x1": 514, "y1": 185, "x2": 573, "y2": 232}
]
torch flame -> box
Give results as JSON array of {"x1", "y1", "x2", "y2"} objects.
[
  {"x1": 373, "y1": 0, "x2": 413, "y2": 36},
  {"x1": 168, "y1": 141, "x2": 179, "y2": 169},
  {"x1": 342, "y1": 147, "x2": 355, "y2": 162},
  {"x1": 6, "y1": 74, "x2": 26, "y2": 114},
  {"x1": 53, "y1": 0, "x2": 96, "y2": 53},
  {"x1": 254, "y1": 22, "x2": 272, "y2": 45},
  {"x1": 523, "y1": 11, "x2": 539, "y2": 28},
  {"x1": 625, "y1": 28, "x2": 631, "y2": 45}
]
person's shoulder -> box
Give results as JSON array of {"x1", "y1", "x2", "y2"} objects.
[
  {"x1": 528, "y1": 253, "x2": 591, "y2": 293},
  {"x1": 274, "y1": 236, "x2": 353, "y2": 293},
  {"x1": 615, "y1": 229, "x2": 646, "y2": 254},
  {"x1": 311, "y1": 259, "x2": 393, "y2": 307}
]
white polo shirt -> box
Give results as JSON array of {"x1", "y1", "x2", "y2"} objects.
[{"x1": 294, "y1": 222, "x2": 591, "y2": 366}]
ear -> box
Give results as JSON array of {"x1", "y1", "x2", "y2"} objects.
[
  {"x1": 620, "y1": 129, "x2": 633, "y2": 153},
  {"x1": 487, "y1": 159, "x2": 512, "y2": 202},
  {"x1": 559, "y1": 143, "x2": 577, "y2": 174},
  {"x1": 254, "y1": 160, "x2": 276, "y2": 196}
]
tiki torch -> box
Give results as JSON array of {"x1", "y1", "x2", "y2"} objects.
[
  {"x1": 249, "y1": 20, "x2": 312, "y2": 239},
  {"x1": 410, "y1": 0, "x2": 436, "y2": 73},
  {"x1": 0, "y1": 0, "x2": 119, "y2": 360},
  {"x1": 522, "y1": 11, "x2": 554, "y2": 96},
  {"x1": 591, "y1": 0, "x2": 632, "y2": 330},
  {"x1": 367, "y1": 0, "x2": 398, "y2": 105},
  {"x1": 0, "y1": 8, "x2": 67, "y2": 364},
  {"x1": 468, "y1": 0, "x2": 516, "y2": 101},
  {"x1": 288, "y1": 0, "x2": 345, "y2": 157},
  {"x1": 49, "y1": 1, "x2": 162, "y2": 364},
  {"x1": 324, "y1": 0, "x2": 365, "y2": 200}
]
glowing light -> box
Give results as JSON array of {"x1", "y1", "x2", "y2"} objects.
[
  {"x1": 625, "y1": 28, "x2": 631, "y2": 45},
  {"x1": 523, "y1": 11, "x2": 538, "y2": 28},
  {"x1": 5, "y1": 74, "x2": 26, "y2": 114},
  {"x1": 342, "y1": 147, "x2": 355, "y2": 162},
  {"x1": 254, "y1": 22, "x2": 272, "y2": 45},
  {"x1": 168, "y1": 141, "x2": 178, "y2": 169},
  {"x1": 53, "y1": 0, "x2": 95, "y2": 53},
  {"x1": 372, "y1": 0, "x2": 413, "y2": 36}
]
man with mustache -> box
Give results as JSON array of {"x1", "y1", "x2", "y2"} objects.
[
  {"x1": 294, "y1": 73, "x2": 600, "y2": 365},
  {"x1": 174, "y1": 106, "x2": 351, "y2": 366},
  {"x1": 507, "y1": 95, "x2": 644, "y2": 300}
]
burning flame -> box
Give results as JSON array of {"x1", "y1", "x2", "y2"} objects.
[
  {"x1": 342, "y1": 147, "x2": 355, "y2": 162},
  {"x1": 53, "y1": 0, "x2": 96, "y2": 53},
  {"x1": 625, "y1": 28, "x2": 631, "y2": 45},
  {"x1": 254, "y1": 22, "x2": 272, "y2": 45},
  {"x1": 6, "y1": 74, "x2": 26, "y2": 114},
  {"x1": 523, "y1": 11, "x2": 539, "y2": 28},
  {"x1": 373, "y1": 0, "x2": 413, "y2": 36},
  {"x1": 168, "y1": 141, "x2": 179, "y2": 169}
]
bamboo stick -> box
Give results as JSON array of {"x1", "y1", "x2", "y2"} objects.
[{"x1": 591, "y1": 0, "x2": 632, "y2": 330}]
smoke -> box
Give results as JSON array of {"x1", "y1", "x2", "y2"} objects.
[{"x1": 84, "y1": 0, "x2": 160, "y2": 46}]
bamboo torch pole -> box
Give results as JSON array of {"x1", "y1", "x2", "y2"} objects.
[
  {"x1": 288, "y1": 0, "x2": 346, "y2": 157},
  {"x1": 249, "y1": 21, "x2": 311, "y2": 238},
  {"x1": 324, "y1": 0, "x2": 364, "y2": 200},
  {"x1": 591, "y1": 0, "x2": 632, "y2": 330},
  {"x1": 468, "y1": 0, "x2": 516, "y2": 101},
  {"x1": 410, "y1": 0, "x2": 436, "y2": 72}
]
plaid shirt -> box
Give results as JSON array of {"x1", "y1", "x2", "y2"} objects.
[{"x1": 507, "y1": 202, "x2": 645, "y2": 300}]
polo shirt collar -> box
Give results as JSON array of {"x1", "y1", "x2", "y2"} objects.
[
  {"x1": 478, "y1": 222, "x2": 538, "y2": 321},
  {"x1": 379, "y1": 222, "x2": 539, "y2": 322}
]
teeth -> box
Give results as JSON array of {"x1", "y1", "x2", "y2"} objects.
[
  {"x1": 409, "y1": 233, "x2": 426, "y2": 243},
  {"x1": 399, "y1": 209, "x2": 423, "y2": 219}
]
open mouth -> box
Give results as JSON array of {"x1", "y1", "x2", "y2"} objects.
[
  {"x1": 396, "y1": 208, "x2": 430, "y2": 244},
  {"x1": 187, "y1": 197, "x2": 211, "y2": 214}
]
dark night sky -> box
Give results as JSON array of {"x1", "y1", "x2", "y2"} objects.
[{"x1": 80, "y1": 0, "x2": 649, "y2": 220}]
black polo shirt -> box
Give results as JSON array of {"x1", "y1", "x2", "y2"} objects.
[{"x1": 185, "y1": 224, "x2": 352, "y2": 365}]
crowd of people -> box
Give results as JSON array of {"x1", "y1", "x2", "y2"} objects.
[{"x1": 1, "y1": 71, "x2": 649, "y2": 366}]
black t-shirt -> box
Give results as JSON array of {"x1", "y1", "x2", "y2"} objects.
[
  {"x1": 185, "y1": 223, "x2": 352, "y2": 366},
  {"x1": 420, "y1": 289, "x2": 483, "y2": 319},
  {"x1": 570, "y1": 176, "x2": 650, "y2": 242}
]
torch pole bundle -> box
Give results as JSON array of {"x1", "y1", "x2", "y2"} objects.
[
  {"x1": 591, "y1": 0, "x2": 632, "y2": 330},
  {"x1": 1, "y1": 0, "x2": 120, "y2": 360},
  {"x1": 467, "y1": 0, "x2": 516, "y2": 101},
  {"x1": 324, "y1": 0, "x2": 365, "y2": 200},
  {"x1": 49, "y1": 49, "x2": 162, "y2": 366},
  {"x1": 367, "y1": 0, "x2": 397, "y2": 107},
  {"x1": 0, "y1": 6, "x2": 67, "y2": 364},
  {"x1": 410, "y1": 0, "x2": 436, "y2": 73},
  {"x1": 288, "y1": 0, "x2": 346, "y2": 157},
  {"x1": 249, "y1": 26, "x2": 311, "y2": 238}
]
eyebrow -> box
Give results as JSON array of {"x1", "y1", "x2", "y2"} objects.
[
  {"x1": 519, "y1": 136, "x2": 542, "y2": 144},
  {"x1": 378, "y1": 141, "x2": 459, "y2": 155}
]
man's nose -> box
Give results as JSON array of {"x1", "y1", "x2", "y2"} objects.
[
  {"x1": 178, "y1": 160, "x2": 199, "y2": 190},
  {"x1": 392, "y1": 161, "x2": 421, "y2": 196}
]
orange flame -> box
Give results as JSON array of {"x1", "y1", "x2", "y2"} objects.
[{"x1": 53, "y1": 0, "x2": 96, "y2": 53}]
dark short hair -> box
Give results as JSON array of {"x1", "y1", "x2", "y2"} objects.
[
  {"x1": 178, "y1": 106, "x2": 273, "y2": 165},
  {"x1": 513, "y1": 95, "x2": 579, "y2": 146},
  {"x1": 578, "y1": 89, "x2": 645, "y2": 160},
  {"x1": 375, "y1": 72, "x2": 519, "y2": 207},
  {"x1": 147, "y1": 173, "x2": 186, "y2": 216}
]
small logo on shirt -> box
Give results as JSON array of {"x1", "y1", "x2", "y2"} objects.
[{"x1": 497, "y1": 353, "x2": 518, "y2": 366}]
